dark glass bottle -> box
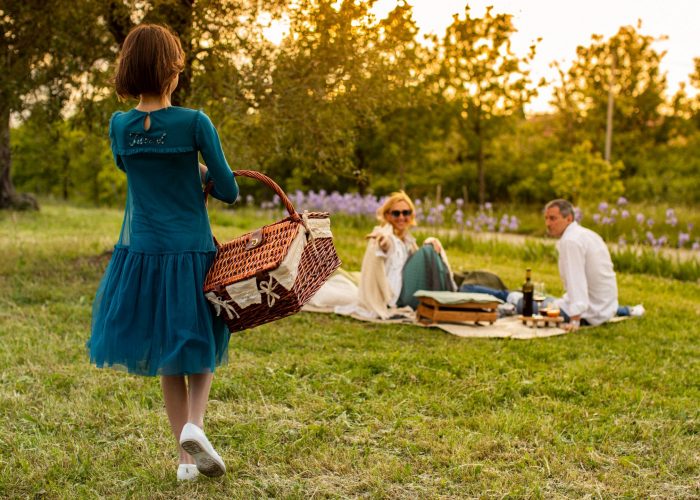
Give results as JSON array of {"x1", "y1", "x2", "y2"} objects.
[{"x1": 522, "y1": 268, "x2": 534, "y2": 317}]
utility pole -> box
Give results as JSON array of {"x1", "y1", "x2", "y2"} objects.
[{"x1": 604, "y1": 48, "x2": 617, "y2": 162}]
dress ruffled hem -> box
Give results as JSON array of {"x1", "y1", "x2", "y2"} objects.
[{"x1": 88, "y1": 246, "x2": 229, "y2": 377}]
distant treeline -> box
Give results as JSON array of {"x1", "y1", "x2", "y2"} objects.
[{"x1": 5, "y1": 1, "x2": 700, "y2": 209}]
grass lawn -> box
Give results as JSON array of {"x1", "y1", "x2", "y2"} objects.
[{"x1": 1, "y1": 203, "x2": 698, "y2": 498}]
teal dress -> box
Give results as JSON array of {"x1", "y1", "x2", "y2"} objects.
[{"x1": 88, "y1": 106, "x2": 239, "y2": 376}]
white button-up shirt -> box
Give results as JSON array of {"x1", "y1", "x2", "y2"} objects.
[{"x1": 553, "y1": 222, "x2": 618, "y2": 326}]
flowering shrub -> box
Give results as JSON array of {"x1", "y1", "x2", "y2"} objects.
[
  {"x1": 249, "y1": 190, "x2": 699, "y2": 255},
  {"x1": 253, "y1": 190, "x2": 520, "y2": 234},
  {"x1": 581, "y1": 197, "x2": 699, "y2": 252}
]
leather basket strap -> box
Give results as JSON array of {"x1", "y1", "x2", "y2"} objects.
[
  {"x1": 204, "y1": 169, "x2": 300, "y2": 220},
  {"x1": 204, "y1": 170, "x2": 302, "y2": 248}
]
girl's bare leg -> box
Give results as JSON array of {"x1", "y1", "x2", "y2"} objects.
[
  {"x1": 187, "y1": 372, "x2": 214, "y2": 428},
  {"x1": 161, "y1": 375, "x2": 194, "y2": 464}
]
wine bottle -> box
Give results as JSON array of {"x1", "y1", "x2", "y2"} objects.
[{"x1": 522, "y1": 268, "x2": 534, "y2": 317}]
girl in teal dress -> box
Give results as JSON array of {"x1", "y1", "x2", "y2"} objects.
[{"x1": 88, "y1": 24, "x2": 237, "y2": 480}]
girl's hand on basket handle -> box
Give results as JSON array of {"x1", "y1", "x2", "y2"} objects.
[{"x1": 199, "y1": 163, "x2": 208, "y2": 183}]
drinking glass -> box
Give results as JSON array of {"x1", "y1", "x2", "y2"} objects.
[{"x1": 533, "y1": 282, "x2": 546, "y2": 318}]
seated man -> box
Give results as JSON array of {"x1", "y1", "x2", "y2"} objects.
[
  {"x1": 461, "y1": 199, "x2": 643, "y2": 329},
  {"x1": 543, "y1": 199, "x2": 643, "y2": 330}
]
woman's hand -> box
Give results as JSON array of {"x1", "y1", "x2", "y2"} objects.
[
  {"x1": 366, "y1": 232, "x2": 391, "y2": 252},
  {"x1": 563, "y1": 317, "x2": 581, "y2": 332},
  {"x1": 423, "y1": 237, "x2": 443, "y2": 254}
]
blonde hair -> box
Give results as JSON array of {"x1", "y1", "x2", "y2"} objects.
[{"x1": 376, "y1": 190, "x2": 417, "y2": 227}]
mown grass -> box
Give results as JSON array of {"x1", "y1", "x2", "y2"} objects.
[{"x1": 1, "y1": 203, "x2": 699, "y2": 498}]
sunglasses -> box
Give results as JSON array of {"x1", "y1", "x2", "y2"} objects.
[{"x1": 389, "y1": 209, "x2": 413, "y2": 218}]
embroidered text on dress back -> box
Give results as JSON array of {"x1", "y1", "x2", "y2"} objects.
[{"x1": 129, "y1": 132, "x2": 167, "y2": 147}]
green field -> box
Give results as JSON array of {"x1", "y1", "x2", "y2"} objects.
[{"x1": 1, "y1": 204, "x2": 698, "y2": 498}]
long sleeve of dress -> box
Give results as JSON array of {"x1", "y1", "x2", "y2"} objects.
[
  {"x1": 109, "y1": 113, "x2": 125, "y2": 172},
  {"x1": 196, "y1": 111, "x2": 238, "y2": 203}
]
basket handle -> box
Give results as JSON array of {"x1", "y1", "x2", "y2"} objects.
[{"x1": 205, "y1": 169, "x2": 300, "y2": 221}]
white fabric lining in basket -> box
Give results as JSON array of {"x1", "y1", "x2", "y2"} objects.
[
  {"x1": 224, "y1": 278, "x2": 261, "y2": 309},
  {"x1": 207, "y1": 216, "x2": 333, "y2": 314}
]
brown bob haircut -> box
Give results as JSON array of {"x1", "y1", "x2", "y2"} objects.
[{"x1": 115, "y1": 24, "x2": 185, "y2": 100}]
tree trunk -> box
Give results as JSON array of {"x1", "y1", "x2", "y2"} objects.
[
  {"x1": 475, "y1": 116, "x2": 486, "y2": 206},
  {"x1": 0, "y1": 107, "x2": 38, "y2": 210},
  {"x1": 156, "y1": 0, "x2": 194, "y2": 106},
  {"x1": 477, "y1": 139, "x2": 485, "y2": 206}
]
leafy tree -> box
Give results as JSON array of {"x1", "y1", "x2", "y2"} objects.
[
  {"x1": 11, "y1": 110, "x2": 121, "y2": 205},
  {"x1": 551, "y1": 24, "x2": 667, "y2": 162},
  {"x1": 0, "y1": 0, "x2": 107, "y2": 209},
  {"x1": 103, "y1": 0, "x2": 286, "y2": 105},
  {"x1": 353, "y1": 2, "x2": 440, "y2": 194},
  {"x1": 547, "y1": 141, "x2": 624, "y2": 206},
  {"x1": 240, "y1": 0, "x2": 397, "y2": 192},
  {"x1": 435, "y1": 5, "x2": 538, "y2": 205}
]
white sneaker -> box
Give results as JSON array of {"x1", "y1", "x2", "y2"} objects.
[
  {"x1": 177, "y1": 463, "x2": 199, "y2": 481},
  {"x1": 179, "y1": 423, "x2": 226, "y2": 477},
  {"x1": 629, "y1": 304, "x2": 645, "y2": 317}
]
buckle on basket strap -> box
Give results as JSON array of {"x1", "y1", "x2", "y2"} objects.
[{"x1": 245, "y1": 228, "x2": 265, "y2": 250}]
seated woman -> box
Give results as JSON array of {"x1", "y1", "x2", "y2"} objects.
[{"x1": 308, "y1": 191, "x2": 456, "y2": 319}]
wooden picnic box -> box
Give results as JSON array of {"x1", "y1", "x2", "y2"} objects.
[{"x1": 415, "y1": 291, "x2": 501, "y2": 325}]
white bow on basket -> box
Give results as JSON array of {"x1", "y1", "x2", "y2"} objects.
[{"x1": 258, "y1": 276, "x2": 281, "y2": 307}]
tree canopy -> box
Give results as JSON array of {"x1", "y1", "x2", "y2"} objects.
[{"x1": 5, "y1": 1, "x2": 700, "y2": 209}]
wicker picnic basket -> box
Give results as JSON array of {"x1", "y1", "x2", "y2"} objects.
[{"x1": 203, "y1": 170, "x2": 341, "y2": 332}]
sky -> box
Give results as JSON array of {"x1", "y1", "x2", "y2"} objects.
[{"x1": 371, "y1": 0, "x2": 700, "y2": 113}]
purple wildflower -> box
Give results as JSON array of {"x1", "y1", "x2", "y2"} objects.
[
  {"x1": 678, "y1": 232, "x2": 690, "y2": 247},
  {"x1": 646, "y1": 218, "x2": 654, "y2": 228},
  {"x1": 573, "y1": 206, "x2": 583, "y2": 222},
  {"x1": 665, "y1": 208, "x2": 678, "y2": 227},
  {"x1": 621, "y1": 209, "x2": 630, "y2": 219},
  {"x1": 617, "y1": 196, "x2": 628, "y2": 206},
  {"x1": 598, "y1": 201, "x2": 609, "y2": 212},
  {"x1": 636, "y1": 213, "x2": 645, "y2": 225},
  {"x1": 509, "y1": 215, "x2": 520, "y2": 231},
  {"x1": 593, "y1": 213, "x2": 601, "y2": 224}
]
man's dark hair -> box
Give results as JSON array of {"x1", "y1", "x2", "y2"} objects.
[
  {"x1": 115, "y1": 24, "x2": 184, "y2": 100},
  {"x1": 545, "y1": 199, "x2": 575, "y2": 219}
]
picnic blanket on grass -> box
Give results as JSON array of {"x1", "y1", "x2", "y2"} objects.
[{"x1": 301, "y1": 305, "x2": 629, "y2": 340}]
